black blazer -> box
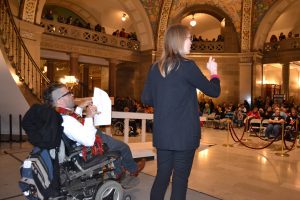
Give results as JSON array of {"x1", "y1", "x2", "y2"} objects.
[{"x1": 141, "y1": 59, "x2": 220, "y2": 150}]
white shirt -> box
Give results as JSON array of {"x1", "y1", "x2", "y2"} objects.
[{"x1": 61, "y1": 107, "x2": 96, "y2": 146}]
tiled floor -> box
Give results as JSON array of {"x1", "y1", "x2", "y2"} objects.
[{"x1": 1, "y1": 127, "x2": 300, "y2": 200}]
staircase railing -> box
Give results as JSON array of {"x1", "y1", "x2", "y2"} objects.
[{"x1": 0, "y1": 0, "x2": 49, "y2": 101}]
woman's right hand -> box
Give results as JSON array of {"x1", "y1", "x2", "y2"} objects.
[{"x1": 206, "y1": 56, "x2": 218, "y2": 75}]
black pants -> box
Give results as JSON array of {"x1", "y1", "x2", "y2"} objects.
[{"x1": 150, "y1": 148, "x2": 196, "y2": 200}]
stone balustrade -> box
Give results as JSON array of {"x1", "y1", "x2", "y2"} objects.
[
  {"x1": 264, "y1": 38, "x2": 300, "y2": 53},
  {"x1": 190, "y1": 41, "x2": 224, "y2": 52},
  {"x1": 41, "y1": 19, "x2": 140, "y2": 51},
  {"x1": 106, "y1": 111, "x2": 153, "y2": 143}
]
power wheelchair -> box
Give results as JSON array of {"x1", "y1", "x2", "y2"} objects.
[{"x1": 58, "y1": 134, "x2": 131, "y2": 200}]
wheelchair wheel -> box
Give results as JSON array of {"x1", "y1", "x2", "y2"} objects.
[
  {"x1": 94, "y1": 180, "x2": 123, "y2": 200},
  {"x1": 124, "y1": 194, "x2": 131, "y2": 200},
  {"x1": 113, "y1": 121, "x2": 124, "y2": 136}
]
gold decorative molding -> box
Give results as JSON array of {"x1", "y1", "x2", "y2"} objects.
[
  {"x1": 156, "y1": 0, "x2": 173, "y2": 59},
  {"x1": 41, "y1": 35, "x2": 141, "y2": 63},
  {"x1": 241, "y1": 0, "x2": 252, "y2": 52},
  {"x1": 20, "y1": 0, "x2": 38, "y2": 23},
  {"x1": 20, "y1": 30, "x2": 35, "y2": 40}
]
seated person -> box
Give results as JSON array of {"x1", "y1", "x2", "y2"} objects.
[
  {"x1": 214, "y1": 106, "x2": 226, "y2": 129},
  {"x1": 202, "y1": 103, "x2": 211, "y2": 115},
  {"x1": 285, "y1": 108, "x2": 298, "y2": 141},
  {"x1": 43, "y1": 83, "x2": 145, "y2": 178},
  {"x1": 264, "y1": 109, "x2": 285, "y2": 139},
  {"x1": 233, "y1": 107, "x2": 244, "y2": 128},
  {"x1": 264, "y1": 106, "x2": 274, "y2": 119},
  {"x1": 244, "y1": 107, "x2": 261, "y2": 131}
]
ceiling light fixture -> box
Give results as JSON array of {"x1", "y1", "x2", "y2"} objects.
[
  {"x1": 190, "y1": 14, "x2": 196, "y2": 27},
  {"x1": 121, "y1": 13, "x2": 127, "y2": 21},
  {"x1": 221, "y1": 18, "x2": 226, "y2": 28}
]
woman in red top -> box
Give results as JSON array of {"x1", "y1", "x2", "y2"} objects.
[{"x1": 244, "y1": 107, "x2": 261, "y2": 131}]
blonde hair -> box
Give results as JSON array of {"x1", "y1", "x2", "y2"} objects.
[{"x1": 158, "y1": 24, "x2": 190, "y2": 77}]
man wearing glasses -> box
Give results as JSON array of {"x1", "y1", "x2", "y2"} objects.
[{"x1": 42, "y1": 82, "x2": 145, "y2": 178}]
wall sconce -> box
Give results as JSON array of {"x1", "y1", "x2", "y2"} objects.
[
  {"x1": 60, "y1": 75, "x2": 78, "y2": 89},
  {"x1": 190, "y1": 14, "x2": 196, "y2": 27},
  {"x1": 121, "y1": 13, "x2": 127, "y2": 21}
]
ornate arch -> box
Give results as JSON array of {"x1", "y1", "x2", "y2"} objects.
[
  {"x1": 119, "y1": 0, "x2": 154, "y2": 51},
  {"x1": 156, "y1": 0, "x2": 173, "y2": 53},
  {"x1": 33, "y1": 0, "x2": 154, "y2": 51},
  {"x1": 19, "y1": 0, "x2": 41, "y2": 23},
  {"x1": 171, "y1": 4, "x2": 235, "y2": 24},
  {"x1": 252, "y1": 0, "x2": 298, "y2": 51},
  {"x1": 35, "y1": 0, "x2": 98, "y2": 25},
  {"x1": 166, "y1": 4, "x2": 240, "y2": 53}
]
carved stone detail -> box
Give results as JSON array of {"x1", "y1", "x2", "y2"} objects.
[
  {"x1": 241, "y1": 0, "x2": 252, "y2": 52},
  {"x1": 156, "y1": 0, "x2": 173, "y2": 58},
  {"x1": 20, "y1": 30, "x2": 35, "y2": 40},
  {"x1": 41, "y1": 35, "x2": 141, "y2": 63},
  {"x1": 22, "y1": 0, "x2": 38, "y2": 23}
]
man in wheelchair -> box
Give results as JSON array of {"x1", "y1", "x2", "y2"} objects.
[{"x1": 22, "y1": 83, "x2": 145, "y2": 199}]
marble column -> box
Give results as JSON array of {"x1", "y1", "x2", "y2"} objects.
[
  {"x1": 239, "y1": 60, "x2": 253, "y2": 104},
  {"x1": 282, "y1": 63, "x2": 290, "y2": 99},
  {"x1": 69, "y1": 53, "x2": 79, "y2": 77},
  {"x1": 109, "y1": 59, "x2": 120, "y2": 97},
  {"x1": 46, "y1": 60, "x2": 55, "y2": 83},
  {"x1": 82, "y1": 64, "x2": 89, "y2": 97}
]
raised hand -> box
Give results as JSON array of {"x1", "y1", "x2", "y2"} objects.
[
  {"x1": 206, "y1": 56, "x2": 218, "y2": 75},
  {"x1": 86, "y1": 104, "x2": 98, "y2": 118}
]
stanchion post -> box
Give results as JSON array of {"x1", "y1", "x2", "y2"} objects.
[
  {"x1": 275, "y1": 123, "x2": 289, "y2": 157},
  {"x1": 242, "y1": 117, "x2": 252, "y2": 142},
  {"x1": 223, "y1": 119, "x2": 233, "y2": 147}
]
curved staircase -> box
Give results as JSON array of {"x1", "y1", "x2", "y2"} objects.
[{"x1": 0, "y1": 0, "x2": 49, "y2": 135}]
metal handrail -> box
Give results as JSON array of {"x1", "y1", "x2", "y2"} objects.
[{"x1": 0, "y1": 0, "x2": 50, "y2": 101}]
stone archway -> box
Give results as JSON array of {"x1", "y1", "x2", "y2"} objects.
[
  {"x1": 119, "y1": 0, "x2": 154, "y2": 51},
  {"x1": 22, "y1": 0, "x2": 154, "y2": 51},
  {"x1": 252, "y1": 0, "x2": 298, "y2": 51},
  {"x1": 164, "y1": 4, "x2": 240, "y2": 53},
  {"x1": 36, "y1": 0, "x2": 98, "y2": 25}
]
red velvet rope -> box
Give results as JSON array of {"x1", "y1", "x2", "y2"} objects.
[{"x1": 228, "y1": 121, "x2": 297, "y2": 151}]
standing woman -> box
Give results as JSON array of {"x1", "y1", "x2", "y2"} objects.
[{"x1": 141, "y1": 24, "x2": 221, "y2": 200}]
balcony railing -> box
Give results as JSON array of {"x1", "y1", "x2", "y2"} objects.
[
  {"x1": 41, "y1": 19, "x2": 140, "y2": 51},
  {"x1": 190, "y1": 41, "x2": 224, "y2": 53},
  {"x1": 264, "y1": 38, "x2": 300, "y2": 53}
]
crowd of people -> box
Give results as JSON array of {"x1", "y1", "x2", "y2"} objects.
[
  {"x1": 42, "y1": 9, "x2": 138, "y2": 41},
  {"x1": 112, "y1": 28, "x2": 138, "y2": 41},
  {"x1": 199, "y1": 96, "x2": 298, "y2": 140},
  {"x1": 269, "y1": 31, "x2": 299, "y2": 43},
  {"x1": 43, "y1": 9, "x2": 101, "y2": 31},
  {"x1": 191, "y1": 34, "x2": 224, "y2": 42}
]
